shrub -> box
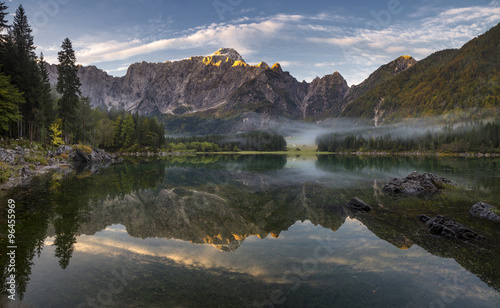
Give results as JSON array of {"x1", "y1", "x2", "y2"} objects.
[{"x1": 73, "y1": 144, "x2": 92, "y2": 155}]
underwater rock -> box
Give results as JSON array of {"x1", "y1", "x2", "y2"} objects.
[
  {"x1": 345, "y1": 198, "x2": 371, "y2": 212},
  {"x1": 417, "y1": 214, "x2": 484, "y2": 241},
  {"x1": 384, "y1": 171, "x2": 453, "y2": 197},
  {"x1": 470, "y1": 202, "x2": 500, "y2": 223}
]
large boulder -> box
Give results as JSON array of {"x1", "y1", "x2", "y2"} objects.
[
  {"x1": 470, "y1": 202, "x2": 500, "y2": 223},
  {"x1": 417, "y1": 214, "x2": 484, "y2": 241},
  {"x1": 345, "y1": 198, "x2": 371, "y2": 212},
  {"x1": 384, "y1": 171, "x2": 453, "y2": 197}
]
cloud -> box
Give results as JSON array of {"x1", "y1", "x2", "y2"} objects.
[
  {"x1": 306, "y1": 2, "x2": 500, "y2": 67},
  {"x1": 39, "y1": 2, "x2": 500, "y2": 86},
  {"x1": 105, "y1": 65, "x2": 131, "y2": 74},
  {"x1": 74, "y1": 15, "x2": 293, "y2": 65}
]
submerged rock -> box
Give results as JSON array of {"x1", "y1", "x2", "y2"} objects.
[
  {"x1": 384, "y1": 171, "x2": 453, "y2": 197},
  {"x1": 417, "y1": 214, "x2": 484, "y2": 241},
  {"x1": 345, "y1": 198, "x2": 371, "y2": 212},
  {"x1": 470, "y1": 202, "x2": 500, "y2": 223}
]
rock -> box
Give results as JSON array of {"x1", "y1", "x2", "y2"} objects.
[
  {"x1": 14, "y1": 146, "x2": 25, "y2": 155},
  {"x1": 54, "y1": 145, "x2": 72, "y2": 157},
  {"x1": 71, "y1": 147, "x2": 92, "y2": 163},
  {"x1": 417, "y1": 214, "x2": 484, "y2": 241},
  {"x1": 383, "y1": 171, "x2": 453, "y2": 197},
  {"x1": 46, "y1": 150, "x2": 54, "y2": 158},
  {"x1": 470, "y1": 202, "x2": 500, "y2": 223},
  {"x1": 0, "y1": 148, "x2": 15, "y2": 163},
  {"x1": 345, "y1": 198, "x2": 371, "y2": 212}
]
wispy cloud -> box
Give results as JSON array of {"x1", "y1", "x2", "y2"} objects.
[
  {"x1": 74, "y1": 16, "x2": 294, "y2": 64},
  {"x1": 307, "y1": 2, "x2": 500, "y2": 65},
  {"x1": 40, "y1": 2, "x2": 499, "y2": 86}
]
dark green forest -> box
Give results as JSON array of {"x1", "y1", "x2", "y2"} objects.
[
  {"x1": 166, "y1": 131, "x2": 287, "y2": 152},
  {"x1": 316, "y1": 120, "x2": 500, "y2": 153}
]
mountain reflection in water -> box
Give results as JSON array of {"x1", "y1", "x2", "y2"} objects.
[{"x1": 1, "y1": 155, "x2": 499, "y2": 307}]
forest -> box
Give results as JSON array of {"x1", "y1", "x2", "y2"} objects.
[
  {"x1": 166, "y1": 131, "x2": 287, "y2": 152},
  {"x1": 316, "y1": 120, "x2": 500, "y2": 153}
]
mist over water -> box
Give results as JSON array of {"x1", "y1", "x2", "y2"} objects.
[{"x1": 271, "y1": 117, "x2": 448, "y2": 146}]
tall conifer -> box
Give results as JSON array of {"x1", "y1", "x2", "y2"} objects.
[{"x1": 57, "y1": 37, "x2": 82, "y2": 143}]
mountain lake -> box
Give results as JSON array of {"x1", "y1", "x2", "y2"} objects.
[{"x1": 1, "y1": 155, "x2": 500, "y2": 307}]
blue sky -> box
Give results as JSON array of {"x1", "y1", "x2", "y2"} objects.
[{"x1": 5, "y1": 0, "x2": 500, "y2": 85}]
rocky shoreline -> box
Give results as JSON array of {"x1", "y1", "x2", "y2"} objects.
[{"x1": 0, "y1": 144, "x2": 122, "y2": 191}]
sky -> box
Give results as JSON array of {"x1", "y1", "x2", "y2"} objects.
[{"x1": 4, "y1": 0, "x2": 500, "y2": 85}]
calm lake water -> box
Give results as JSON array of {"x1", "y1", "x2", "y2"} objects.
[{"x1": 1, "y1": 155, "x2": 500, "y2": 307}]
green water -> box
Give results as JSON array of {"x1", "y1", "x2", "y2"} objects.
[{"x1": 1, "y1": 155, "x2": 499, "y2": 307}]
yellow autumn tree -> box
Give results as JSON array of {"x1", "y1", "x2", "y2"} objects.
[{"x1": 50, "y1": 119, "x2": 65, "y2": 146}]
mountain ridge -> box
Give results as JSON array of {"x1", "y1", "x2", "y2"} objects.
[
  {"x1": 45, "y1": 22, "x2": 500, "y2": 133},
  {"x1": 46, "y1": 47, "x2": 414, "y2": 119}
]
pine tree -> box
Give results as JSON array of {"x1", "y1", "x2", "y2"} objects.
[
  {"x1": 120, "y1": 114, "x2": 135, "y2": 148},
  {"x1": 0, "y1": 72, "x2": 24, "y2": 135},
  {"x1": 0, "y1": 1, "x2": 9, "y2": 44},
  {"x1": 4, "y1": 5, "x2": 40, "y2": 139},
  {"x1": 113, "y1": 115, "x2": 123, "y2": 147},
  {"x1": 38, "y1": 53, "x2": 54, "y2": 139},
  {"x1": 57, "y1": 38, "x2": 82, "y2": 143},
  {"x1": 12, "y1": 5, "x2": 35, "y2": 58},
  {"x1": 78, "y1": 97, "x2": 92, "y2": 144}
]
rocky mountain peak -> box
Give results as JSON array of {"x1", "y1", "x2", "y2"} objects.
[
  {"x1": 212, "y1": 48, "x2": 244, "y2": 62},
  {"x1": 271, "y1": 63, "x2": 283, "y2": 74},
  {"x1": 393, "y1": 55, "x2": 417, "y2": 74}
]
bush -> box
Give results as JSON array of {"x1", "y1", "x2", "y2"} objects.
[{"x1": 73, "y1": 144, "x2": 92, "y2": 155}]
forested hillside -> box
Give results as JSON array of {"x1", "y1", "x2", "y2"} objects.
[{"x1": 342, "y1": 22, "x2": 500, "y2": 123}]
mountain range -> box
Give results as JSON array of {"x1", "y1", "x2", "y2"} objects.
[{"x1": 46, "y1": 22, "x2": 500, "y2": 134}]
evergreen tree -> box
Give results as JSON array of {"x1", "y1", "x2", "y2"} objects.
[
  {"x1": 78, "y1": 97, "x2": 92, "y2": 144},
  {"x1": 0, "y1": 1, "x2": 9, "y2": 43},
  {"x1": 120, "y1": 114, "x2": 135, "y2": 148},
  {"x1": 95, "y1": 117, "x2": 114, "y2": 148},
  {"x1": 38, "y1": 53, "x2": 54, "y2": 141},
  {"x1": 57, "y1": 38, "x2": 82, "y2": 143},
  {"x1": 0, "y1": 72, "x2": 24, "y2": 135},
  {"x1": 4, "y1": 5, "x2": 40, "y2": 139},
  {"x1": 113, "y1": 115, "x2": 123, "y2": 147}
]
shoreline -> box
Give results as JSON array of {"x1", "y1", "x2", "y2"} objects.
[
  {"x1": 2, "y1": 146, "x2": 499, "y2": 194},
  {"x1": 0, "y1": 162, "x2": 72, "y2": 192},
  {"x1": 116, "y1": 150, "x2": 500, "y2": 158}
]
